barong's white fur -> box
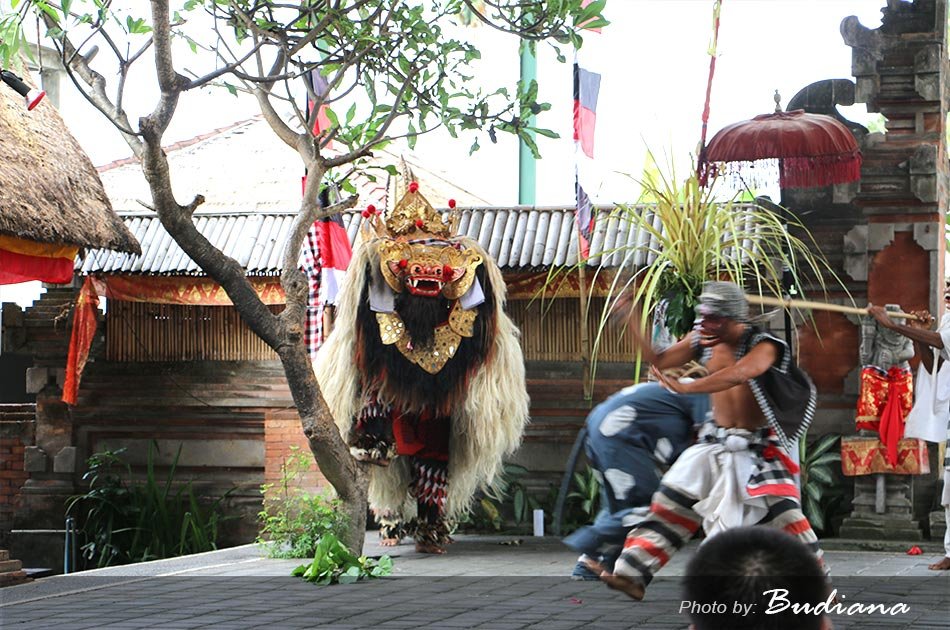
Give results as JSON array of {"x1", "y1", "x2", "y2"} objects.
[{"x1": 313, "y1": 236, "x2": 529, "y2": 520}]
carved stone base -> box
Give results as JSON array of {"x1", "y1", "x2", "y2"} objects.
[
  {"x1": 10, "y1": 478, "x2": 74, "y2": 572},
  {"x1": 839, "y1": 474, "x2": 924, "y2": 540}
]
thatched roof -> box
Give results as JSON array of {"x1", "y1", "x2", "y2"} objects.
[{"x1": 0, "y1": 73, "x2": 140, "y2": 254}]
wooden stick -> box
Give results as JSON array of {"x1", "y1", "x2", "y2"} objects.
[{"x1": 745, "y1": 294, "x2": 924, "y2": 321}]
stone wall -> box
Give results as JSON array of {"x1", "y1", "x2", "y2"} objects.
[{"x1": 0, "y1": 406, "x2": 34, "y2": 546}]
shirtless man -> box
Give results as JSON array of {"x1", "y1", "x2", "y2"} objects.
[{"x1": 588, "y1": 281, "x2": 826, "y2": 599}]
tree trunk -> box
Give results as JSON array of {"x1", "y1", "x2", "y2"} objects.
[{"x1": 276, "y1": 331, "x2": 370, "y2": 555}]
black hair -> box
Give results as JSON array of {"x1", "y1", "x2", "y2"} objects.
[{"x1": 683, "y1": 527, "x2": 827, "y2": 630}]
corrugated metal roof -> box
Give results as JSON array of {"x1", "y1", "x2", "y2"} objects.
[{"x1": 79, "y1": 203, "x2": 760, "y2": 275}]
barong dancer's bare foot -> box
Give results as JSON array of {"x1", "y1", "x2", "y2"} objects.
[
  {"x1": 380, "y1": 537, "x2": 401, "y2": 547},
  {"x1": 582, "y1": 558, "x2": 645, "y2": 601},
  {"x1": 415, "y1": 541, "x2": 446, "y2": 554},
  {"x1": 928, "y1": 556, "x2": 950, "y2": 570}
]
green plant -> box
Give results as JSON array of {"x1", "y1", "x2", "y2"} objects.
[
  {"x1": 462, "y1": 463, "x2": 543, "y2": 532},
  {"x1": 565, "y1": 465, "x2": 601, "y2": 526},
  {"x1": 798, "y1": 433, "x2": 843, "y2": 534},
  {"x1": 257, "y1": 447, "x2": 348, "y2": 559},
  {"x1": 581, "y1": 154, "x2": 844, "y2": 374},
  {"x1": 292, "y1": 533, "x2": 393, "y2": 585},
  {"x1": 67, "y1": 443, "x2": 230, "y2": 568}
]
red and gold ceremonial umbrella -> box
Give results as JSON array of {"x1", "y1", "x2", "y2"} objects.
[
  {"x1": 694, "y1": 0, "x2": 861, "y2": 191},
  {"x1": 699, "y1": 105, "x2": 862, "y2": 190}
]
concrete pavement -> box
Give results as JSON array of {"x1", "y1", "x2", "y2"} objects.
[{"x1": 1, "y1": 534, "x2": 948, "y2": 629}]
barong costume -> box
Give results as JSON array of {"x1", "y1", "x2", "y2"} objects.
[
  {"x1": 564, "y1": 382, "x2": 710, "y2": 569},
  {"x1": 613, "y1": 323, "x2": 827, "y2": 587},
  {"x1": 314, "y1": 185, "x2": 528, "y2": 547}
]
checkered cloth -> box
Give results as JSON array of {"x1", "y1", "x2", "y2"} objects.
[{"x1": 300, "y1": 222, "x2": 325, "y2": 358}]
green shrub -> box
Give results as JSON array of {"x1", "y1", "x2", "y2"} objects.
[
  {"x1": 257, "y1": 447, "x2": 347, "y2": 558},
  {"x1": 67, "y1": 442, "x2": 230, "y2": 568},
  {"x1": 565, "y1": 466, "x2": 601, "y2": 526},
  {"x1": 799, "y1": 433, "x2": 844, "y2": 535}
]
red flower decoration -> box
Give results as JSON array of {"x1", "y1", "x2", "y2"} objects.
[
  {"x1": 366, "y1": 204, "x2": 377, "y2": 215},
  {"x1": 408, "y1": 181, "x2": 419, "y2": 193},
  {"x1": 442, "y1": 264, "x2": 454, "y2": 278},
  {"x1": 398, "y1": 259, "x2": 408, "y2": 269},
  {"x1": 907, "y1": 546, "x2": 923, "y2": 555},
  {"x1": 415, "y1": 219, "x2": 425, "y2": 228},
  {"x1": 448, "y1": 199, "x2": 456, "y2": 209},
  {"x1": 361, "y1": 210, "x2": 370, "y2": 218}
]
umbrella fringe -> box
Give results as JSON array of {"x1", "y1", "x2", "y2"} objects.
[
  {"x1": 700, "y1": 153, "x2": 861, "y2": 190},
  {"x1": 779, "y1": 152, "x2": 862, "y2": 189}
]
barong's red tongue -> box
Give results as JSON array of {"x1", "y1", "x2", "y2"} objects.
[{"x1": 878, "y1": 367, "x2": 909, "y2": 466}]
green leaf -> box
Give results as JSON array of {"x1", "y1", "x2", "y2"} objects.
[
  {"x1": 807, "y1": 434, "x2": 840, "y2": 461},
  {"x1": 811, "y1": 452, "x2": 841, "y2": 468},
  {"x1": 804, "y1": 496, "x2": 825, "y2": 531},
  {"x1": 407, "y1": 121, "x2": 417, "y2": 149},
  {"x1": 808, "y1": 465, "x2": 834, "y2": 486},
  {"x1": 533, "y1": 127, "x2": 560, "y2": 139},
  {"x1": 513, "y1": 489, "x2": 525, "y2": 523},
  {"x1": 324, "y1": 107, "x2": 339, "y2": 130},
  {"x1": 37, "y1": 3, "x2": 61, "y2": 25}
]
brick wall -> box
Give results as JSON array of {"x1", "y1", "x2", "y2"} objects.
[
  {"x1": 263, "y1": 410, "x2": 327, "y2": 495},
  {"x1": 0, "y1": 439, "x2": 28, "y2": 524}
]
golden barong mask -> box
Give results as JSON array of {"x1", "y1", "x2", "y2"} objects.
[{"x1": 365, "y1": 182, "x2": 481, "y2": 299}]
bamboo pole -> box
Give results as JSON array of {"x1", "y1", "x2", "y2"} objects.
[
  {"x1": 745, "y1": 295, "x2": 925, "y2": 322},
  {"x1": 577, "y1": 262, "x2": 592, "y2": 400}
]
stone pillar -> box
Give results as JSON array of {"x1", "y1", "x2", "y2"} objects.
[{"x1": 835, "y1": 0, "x2": 949, "y2": 540}]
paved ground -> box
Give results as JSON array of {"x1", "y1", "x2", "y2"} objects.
[{"x1": 1, "y1": 534, "x2": 948, "y2": 629}]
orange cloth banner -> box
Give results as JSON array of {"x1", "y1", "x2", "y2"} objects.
[
  {"x1": 62, "y1": 277, "x2": 100, "y2": 405},
  {"x1": 90, "y1": 275, "x2": 285, "y2": 305},
  {"x1": 841, "y1": 437, "x2": 930, "y2": 476},
  {"x1": 0, "y1": 235, "x2": 77, "y2": 285}
]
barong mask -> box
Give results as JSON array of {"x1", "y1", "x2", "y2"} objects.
[
  {"x1": 361, "y1": 184, "x2": 487, "y2": 377},
  {"x1": 368, "y1": 186, "x2": 483, "y2": 301}
]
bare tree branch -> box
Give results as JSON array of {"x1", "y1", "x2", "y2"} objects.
[{"x1": 39, "y1": 13, "x2": 143, "y2": 155}]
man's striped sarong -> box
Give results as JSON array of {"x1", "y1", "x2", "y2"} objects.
[{"x1": 613, "y1": 423, "x2": 827, "y2": 586}]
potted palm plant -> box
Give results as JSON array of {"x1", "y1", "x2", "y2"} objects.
[{"x1": 586, "y1": 154, "x2": 840, "y2": 373}]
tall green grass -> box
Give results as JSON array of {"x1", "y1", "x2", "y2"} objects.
[{"x1": 67, "y1": 442, "x2": 232, "y2": 568}]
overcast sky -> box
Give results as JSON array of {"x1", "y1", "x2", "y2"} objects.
[{"x1": 59, "y1": 0, "x2": 885, "y2": 204}]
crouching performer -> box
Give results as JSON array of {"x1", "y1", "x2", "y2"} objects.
[
  {"x1": 589, "y1": 281, "x2": 829, "y2": 599},
  {"x1": 313, "y1": 183, "x2": 529, "y2": 554}
]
